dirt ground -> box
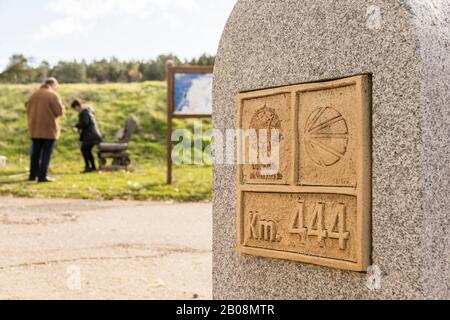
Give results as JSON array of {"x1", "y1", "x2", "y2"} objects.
[{"x1": 0, "y1": 197, "x2": 212, "y2": 300}]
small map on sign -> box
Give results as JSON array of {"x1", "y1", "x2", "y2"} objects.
[{"x1": 174, "y1": 73, "x2": 213, "y2": 115}]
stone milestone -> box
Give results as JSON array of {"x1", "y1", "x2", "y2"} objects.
[{"x1": 213, "y1": 0, "x2": 449, "y2": 300}]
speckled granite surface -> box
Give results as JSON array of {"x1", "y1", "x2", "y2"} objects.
[{"x1": 212, "y1": 0, "x2": 449, "y2": 299}]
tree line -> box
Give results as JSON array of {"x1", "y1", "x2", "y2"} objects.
[{"x1": 0, "y1": 54, "x2": 215, "y2": 84}]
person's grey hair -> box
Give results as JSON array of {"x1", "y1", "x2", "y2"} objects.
[{"x1": 45, "y1": 77, "x2": 58, "y2": 86}]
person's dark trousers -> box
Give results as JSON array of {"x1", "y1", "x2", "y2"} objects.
[
  {"x1": 81, "y1": 144, "x2": 96, "y2": 170},
  {"x1": 29, "y1": 139, "x2": 56, "y2": 181}
]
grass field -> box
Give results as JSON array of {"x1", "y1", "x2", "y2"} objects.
[{"x1": 0, "y1": 82, "x2": 212, "y2": 201}]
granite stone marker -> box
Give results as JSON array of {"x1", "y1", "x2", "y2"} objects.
[{"x1": 213, "y1": 0, "x2": 449, "y2": 299}]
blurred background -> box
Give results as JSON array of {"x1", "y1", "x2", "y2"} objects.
[{"x1": 0, "y1": 0, "x2": 237, "y2": 201}]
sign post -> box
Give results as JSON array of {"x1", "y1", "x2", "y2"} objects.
[{"x1": 166, "y1": 62, "x2": 213, "y2": 184}]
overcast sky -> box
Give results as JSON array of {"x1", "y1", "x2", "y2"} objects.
[{"x1": 0, "y1": 0, "x2": 237, "y2": 71}]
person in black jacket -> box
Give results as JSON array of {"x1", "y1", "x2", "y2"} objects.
[{"x1": 71, "y1": 100, "x2": 102, "y2": 173}]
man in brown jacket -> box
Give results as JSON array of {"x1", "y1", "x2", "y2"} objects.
[{"x1": 26, "y1": 78, "x2": 65, "y2": 183}]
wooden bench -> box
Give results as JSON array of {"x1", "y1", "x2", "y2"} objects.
[{"x1": 98, "y1": 117, "x2": 138, "y2": 171}]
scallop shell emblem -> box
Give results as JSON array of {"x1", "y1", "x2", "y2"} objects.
[{"x1": 304, "y1": 107, "x2": 349, "y2": 167}]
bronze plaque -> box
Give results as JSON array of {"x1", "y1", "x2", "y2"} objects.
[
  {"x1": 239, "y1": 93, "x2": 292, "y2": 185},
  {"x1": 237, "y1": 75, "x2": 371, "y2": 271}
]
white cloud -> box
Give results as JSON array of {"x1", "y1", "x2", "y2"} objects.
[
  {"x1": 33, "y1": 0, "x2": 199, "y2": 40},
  {"x1": 34, "y1": 16, "x2": 89, "y2": 41},
  {"x1": 0, "y1": 57, "x2": 8, "y2": 73}
]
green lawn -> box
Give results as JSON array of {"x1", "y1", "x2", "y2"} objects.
[
  {"x1": 0, "y1": 161, "x2": 211, "y2": 202},
  {"x1": 0, "y1": 82, "x2": 212, "y2": 202}
]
